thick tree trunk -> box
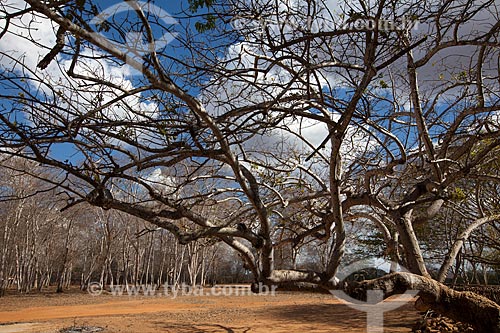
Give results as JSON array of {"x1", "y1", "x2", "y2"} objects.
[
  {"x1": 355, "y1": 272, "x2": 500, "y2": 333},
  {"x1": 325, "y1": 148, "x2": 345, "y2": 280}
]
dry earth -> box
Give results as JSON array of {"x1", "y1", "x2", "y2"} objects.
[{"x1": 0, "y1": 286, "x2": 421, "y2": 332}]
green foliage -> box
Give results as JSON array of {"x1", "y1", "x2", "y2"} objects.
[
  {"x1": 347, "y1": 10, "x2": 366, "y2": 20},
  {"x1": 352, "y1": 230, "x2": 386, "y2": 258},
  {"x1": 195, "y1": 14, "x2": 217, "y2": 33},
  {"x1": 188, "y1": 0, "x2": 214, "y2": 13},
  {"x1": 451, "y1": 70, "x2": 468, "y2": 82},
  {"x1": 379, "y1": 80, "x2": 388, "y2": 88},
  {"x1": 188, "y1": 0, "x2": 217, "y2": 33},
  {"x1": 450, "y1": 187, "x2": 467, "y2": 201},
  {"x1": 156, "y1": 122, "x2": 176, "y2": 142}
]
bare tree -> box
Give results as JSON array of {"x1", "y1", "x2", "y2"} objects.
[{"x1": 1, "y1": 0, "x2": 500, "y2": 329}]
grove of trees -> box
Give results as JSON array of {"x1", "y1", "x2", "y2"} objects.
[
  {"x1": 1, "y1": 0, "x2": 500, "y2": 331},
  {"x1": 0, "y1": 160, "x2": 258, "y2": 295}
]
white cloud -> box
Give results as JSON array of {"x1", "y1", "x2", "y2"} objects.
[
  {"x1": 0, "y1": 1, "x2": 160, "y2": 148},
  {"x1": 143, "y1": 168, "x2": 177, "y2": 197},
  {"x1": 200, "y1": 0, "x2": 375, "y2": 171},
  {"x1": 0, "y1": 0, "x2": 57, "y2": 70}
]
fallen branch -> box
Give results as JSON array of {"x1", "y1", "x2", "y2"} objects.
[{"x1": 353, "y1": 272, "x2": 500, "y2": 333}]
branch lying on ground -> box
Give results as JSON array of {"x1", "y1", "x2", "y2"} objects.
[{"x1": 352, "y1": 272, "x2": 500, "y2": 333}]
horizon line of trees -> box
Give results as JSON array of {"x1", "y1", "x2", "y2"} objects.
[{"x1": 1, "y1": 161, "x2": 499, "y2": 295}]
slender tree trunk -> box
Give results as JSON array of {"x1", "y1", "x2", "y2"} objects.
[
  {"x1": 482, "y1": 264, "x2": 489, "y2": 285},
  {"x1": 438, "y1": 214, "x2": 500, "y2": 282},
  {"x1": 393, "y1": 210, "x2": 429, "y2": 277},
  {"x1": 57, "y1": 219, "x2": 73, "y2": 293},
  {"x1": 451, "y1": 250, "x2": 462, "y2": 287},
  {"x1": 0, "y1": 210, "x2": 13, "y2": 296},
  {"x1": 157, "y1": 233, "x2": 167, "y2": 285}
]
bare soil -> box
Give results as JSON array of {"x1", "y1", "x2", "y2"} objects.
[{"x1": 0, "y1": 287, "x2": 420, "y2": 332}]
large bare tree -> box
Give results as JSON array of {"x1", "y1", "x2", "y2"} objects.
[{"x1": 1, "y1": 0, "x2": 500, "y2": 330}]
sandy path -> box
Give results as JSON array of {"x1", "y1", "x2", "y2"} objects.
[
  {"x1": 0, "y1": 300, "x2": 205, "y2": 323},
  {"x1": 0, "y1": 290, "x2": 420, "y2": 332}
]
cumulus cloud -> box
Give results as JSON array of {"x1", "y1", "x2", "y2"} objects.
[
  {"x1": 201, "y1": 0, "x2": 376, "y2": 170},
  {"x1": 0, "y1": 0, "x2": 56, "y2": 69},
  {"x1": 0, "y1": 0, "x2": 160, "y2": 151}
]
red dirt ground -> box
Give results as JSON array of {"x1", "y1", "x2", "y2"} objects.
[{"x1": 0, "y1": 287, "x2": 421, "y2": 332}]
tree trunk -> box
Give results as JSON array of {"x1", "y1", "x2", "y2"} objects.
[
  {"x1": 325, "y1": 148, "x2": 345, "y2": 280},
  {"x1": 393, "y1": 210, "x2": 429, "y2": 277},
  {"x1": 438, "y1": 214, "x2": 500, "y2": 282},
  {"x1": 57, "y1": 219, "x2": 73, "y2": 293},
  {"x1": 355, "y1": 272, "x2": 500, "y2": 333}
]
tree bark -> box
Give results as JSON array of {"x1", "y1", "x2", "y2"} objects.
[
  {"x1": 325, "y1": 148, "x2": 345, "y2": 280},
  {"x1": 355, "y1": 272, "x2": 500, "y2": 333},
  {"x1": 393, "y1": 210, "x2": 430, "y2": 277}
]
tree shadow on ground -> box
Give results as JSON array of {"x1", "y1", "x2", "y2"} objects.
[
  {"x1": 261, "y1": 301, "x2": 418, "y2": 331},
  {"x1": 261, "y1": 303, "x2": 366, "y2": 328}
]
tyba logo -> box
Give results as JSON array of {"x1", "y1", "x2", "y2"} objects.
[{"x1": 89, "y1": 1, "x2": 178, "y2": 72}]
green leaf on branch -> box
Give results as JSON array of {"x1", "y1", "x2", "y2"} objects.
[
  {"x1": 195, "y1": 14, "x2": 217, "y2": 33},
  {"x1": 450, "y1": 187, "x2": 466, "y2": 201},
  {"x1": 188, "y1": 0, "x2": 214, "y2": 13}
]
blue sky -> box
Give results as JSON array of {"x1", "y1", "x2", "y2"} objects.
[
  {"x1": 2, "y1": 0, "x2": 497, "y2": 168},
  {"x1": 0, "y1": 0, "x2": 228, "y2": 162}
]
